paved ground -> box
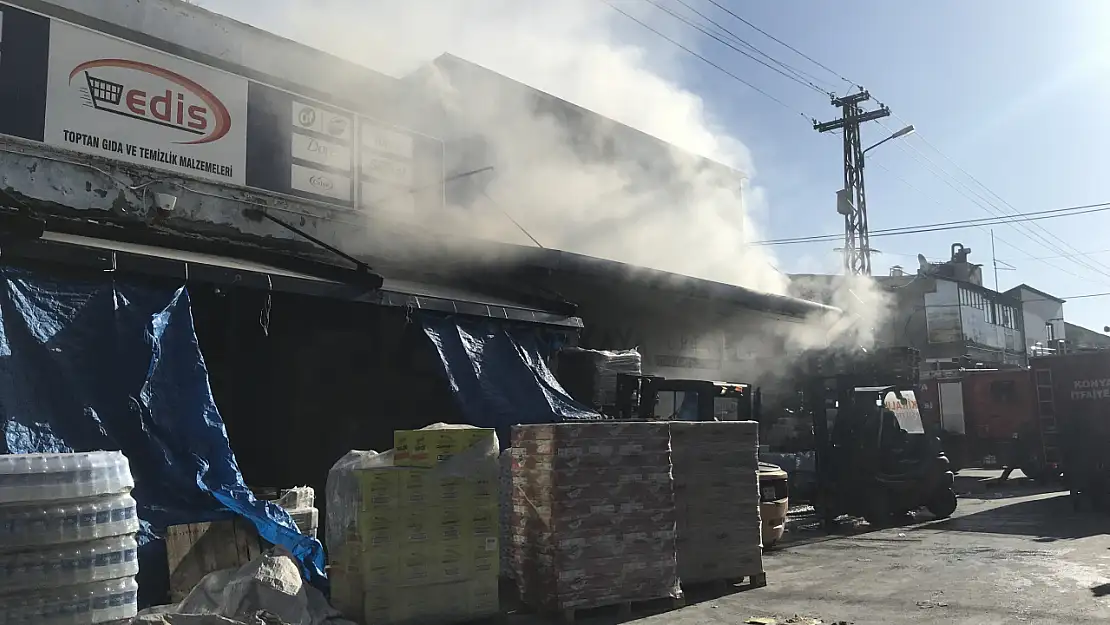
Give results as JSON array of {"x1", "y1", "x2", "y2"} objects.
[{"x1": 563, "y1": 470, "x2": 1110, "y2": 624}]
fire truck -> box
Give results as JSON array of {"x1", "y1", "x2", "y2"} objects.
[{"x1": 917, "y1": 368, "x2": 1051, "y2": 478}]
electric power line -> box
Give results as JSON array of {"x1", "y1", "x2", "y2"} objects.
[
  {"x1": 661, "y1": 0, "x2": 838, "y2": 94},
  {"x1": 865, "y1": 158, "x2": 1087, "y2": 280},
  {"x1": 597, "y1": 0, "x2": 814, "y2": 120},
  {"x1": 701, "y1": 0, "x2": 857, "y2": 90},
  {"x1": 638, "y1": 0, "x2": 828, "y2": 95},
  {"x1": 881, "y1": 114, "x2": 1110, "y2": 281},
  {"x1": 870, "y1": 120, "x2": 1110, "y2": 282},
  {"x1": 753, "y1": 199, "x2": 1110, "y2": 246},
  {"x1": 698, "y1": 5, "x2": 1110, "y2": 283}
]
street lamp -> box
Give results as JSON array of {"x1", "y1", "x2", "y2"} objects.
[{"x1": 863, "y1": 124, "x2": 915, "y2": 155}]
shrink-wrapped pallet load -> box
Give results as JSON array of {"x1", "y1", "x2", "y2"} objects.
[
  {"x1": 670, "y1": 421, "x2": 764, "y2": 585},
  {"x1": 0, "y1": 451, "x2": 140, "y2": 624},
  {"x1": 326, "y1": 424, "x2": 499, "y2": 625},
  {"x1": 510, "y1": 422, "x2": 681, "y2": 616}
]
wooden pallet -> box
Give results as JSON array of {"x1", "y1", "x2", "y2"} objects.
[
  {"x1": 558, "y1": 594, "x2": 686, "y2": 624},
  {"x1": 682, "y1": 571, "x2": 767, "y2": 596},
  {"x1": 165, "y1": 518, "x2": 264, "y2": 603}
]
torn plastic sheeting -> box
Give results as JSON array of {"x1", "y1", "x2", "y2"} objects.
[
  {"x1": 0, "y1": 267, "x2": 325, "y2": 605},
  {"x1": 419, "y1": 313, "x2": 598, "y2": 443}
]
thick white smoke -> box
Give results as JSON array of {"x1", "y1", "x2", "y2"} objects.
[{"x1": 201, "y1": 0, "x2": 889, "y2": 350}]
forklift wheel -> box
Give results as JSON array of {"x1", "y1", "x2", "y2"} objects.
[{"x1": 926, "y1": 488, "x2": 958, "y2": 519}]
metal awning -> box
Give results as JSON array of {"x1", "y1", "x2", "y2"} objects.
[{"x1": 4, "y1": 232, "x2": 583, "y2": 329}]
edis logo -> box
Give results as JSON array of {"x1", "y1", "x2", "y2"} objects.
[{"x1": 69, "y1": 59, "x2": 232, "y2": 145}]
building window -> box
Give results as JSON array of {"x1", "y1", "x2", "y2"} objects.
[{"x1": 1046, "y1": 322, "x2": 1055, "y2": 341}]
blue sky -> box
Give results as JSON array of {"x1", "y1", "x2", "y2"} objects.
[
  {"x1": 204, "y1": 0, "x2": 1110, "y2": 331},
  {"x1": 658, "y1": 0, "x2": 1110, "y2": 330}
]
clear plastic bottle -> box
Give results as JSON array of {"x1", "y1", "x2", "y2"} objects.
[
  {"x1": 0, "y1": 534, "x2": 138, "y2": 591},
  {"x1": 0, "y1": 576, "x2": 138, "y2": 624},
  {"x1": 0, "y1": 452, "x2": 133, "y2": 504},
  {"x1": 0, "y1": 492, "x2": 139, "y2": 551}
]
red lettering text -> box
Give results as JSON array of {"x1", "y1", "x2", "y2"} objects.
[
  {"x1": 125, "y1": 90, "x2": 146, "y2": 116},
  {"x1": 187, "y1": 105, "x2": 208, "y2": 131}
]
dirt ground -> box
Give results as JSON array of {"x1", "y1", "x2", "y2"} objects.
[{"x1": 522, "y1": 470, "x2": 1110, "y2": 625}]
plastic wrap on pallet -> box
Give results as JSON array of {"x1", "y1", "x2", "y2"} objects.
[
  {"x1": 275, "y1": 486, "x2": 315, "y2": 511},
  {"x1": 510, "y1": 422, "x2": 680, "y2": 612},
  {"x1": 0, "y1": 534, "x2": 139, "y2": 591},
  {"x1": 0, "y1": 575, "x2": 139, "y2": 624},
  {"x1": 557, "y1": 347, "x2": 642, "y2": 408},
  {"x1": 327, "y1": 424, "x2": 501, "y2": 624},
  {"x1": 0, "y1": 452, "x2": 134, "y2": 504},
  {"x1": 670, "y1": 422, "x2": 763, "y2": 584},
  {"x1": 325, "y1": 449, "x2": 390, "y2": 619},
  {"x1": 0, "y1": 491, "x2": 139, "y2": 552},
  {"x1": 499, "y1": 448, "x2": 514, "y2": 580}
]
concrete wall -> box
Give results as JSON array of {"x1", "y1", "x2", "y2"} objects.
[
  {"x1": 879, "y1": 276, "x2": 1025, "y2": 366},
  {"x1": 1013, "y1": 287, "x2": 1065, "y2": 355},
  {"x1": 419, "y1": 55, "x2": 748, "y2": 242}
]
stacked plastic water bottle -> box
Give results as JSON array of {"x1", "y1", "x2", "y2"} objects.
[{"x1": 0, "y1": 451, "x2": 140, "y2": 624}]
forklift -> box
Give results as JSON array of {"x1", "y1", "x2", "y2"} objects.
[{"x1": 805, "y1": 347, "x2": 957, "y2": 527}]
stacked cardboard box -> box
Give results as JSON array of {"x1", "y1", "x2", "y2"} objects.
[
  {"x1": 670, "y1": 421, "x2": 763, "y2": 584},
  {"x1": 510, "y1": 422, "x2": 681, "y2": 612},
  {"x1": 331, "y1": 425, "x2": 499, "y2": 625}
]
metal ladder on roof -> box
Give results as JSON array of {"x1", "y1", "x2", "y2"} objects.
[{"x1": 1033, "y1": 368, "x2": 1062, "y2": 467}]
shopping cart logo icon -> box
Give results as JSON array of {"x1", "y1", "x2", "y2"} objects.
[
  {"x1": 84, "y1": 73, "x2": 124, "y2": 108},
  {"x1": 67, "y1": 58, "x2": 233, "y2": 145}
]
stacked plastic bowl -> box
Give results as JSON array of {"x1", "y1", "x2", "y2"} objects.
[{"x1": 0, "y1": 451, "x2": 140, "y2": 624}]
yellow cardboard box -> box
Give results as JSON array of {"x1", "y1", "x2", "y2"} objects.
[
  {"x1": 468, "y1": 577, "x2": 499, "y2": 617},
  {"x1": 399, "y1": 507, "x2": 438, "y2": 546},
  {"x1": 396, "y1": 544, "x2": 435, "y2": 586},
  {"x1": 434, "y1": 542, "x2": 469, "y2": 583},
  {"x1": 470, "y1": 473, "x2": 497, "y2": 507},
  {"x1": 362, "y1": 586, "x2": 394, "y2": 624},
  {"x1": 471, "y1": 507, "x2": 497, "y2": 540},
  {"x1": 470, "y1": 535, "x2": 499, "y2": 578},
  {"x1": 435, "y1": 505, "x2": 469, "y2": 544},
  {"x1": 357, "y1": 468, "x2": 400, "y2": 509},
  {"x1": 394, "y1": 429, "x2": 431, "y2": 467},
  {"x1": 397, "y1": 428, "x2": 496, "y2": 468},
  {"x1": 399, "y1": 469, "x2": 436, "y2": 506},
  {"x1": 438, "y1": 476, "x2": 467, "y2": 504}
]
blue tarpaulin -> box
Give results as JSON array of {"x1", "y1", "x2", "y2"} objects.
[
  {"x1": 0, "y1": 267, "x2": 325, "y2": 605},
  {"x1": 420, "y1": 314, "x2": 597, "y2": 442}
]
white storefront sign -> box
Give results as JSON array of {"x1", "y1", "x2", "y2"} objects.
[{"x1": 43, "y1": 21, "x2": 248, "y2": 185}]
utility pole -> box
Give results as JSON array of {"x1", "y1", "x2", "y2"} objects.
[
  {"x1": 814, "y1": 92, "x2": 890, "y2": 276},
  {"x1": 991, "y1": 229, "x2": 999, "y2": 291}
]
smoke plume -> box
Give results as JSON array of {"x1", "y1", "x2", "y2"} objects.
[{"x1": 202, "y1": 0, "x2": 890, "y2": 351}]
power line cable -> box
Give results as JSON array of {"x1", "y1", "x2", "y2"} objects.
[
  {"x1": 866, "y1": 158, "x2": 1086, "y2": 280},
  {"x1": 701, "y1": 0, "x2": 857, "y2": 89},
  {"x1": 882, "y1": 114, "x2": 1110, "y2": 280},
  {"x1": 753, "y1": 199, "x2": 1110, "y2": 246},
  {"x1": 696, "y1": 7, "x2": 1110, "y2": 282},
  {"x1": 597, "y1": 0, "x2": 814, "y2": 121},
  {"x1": 662, "y1": 0, "x2": 838, "y2": 94},
  {"x1": 637, "y1": 0, "x2": 828, "y2": 96},
  {"x1": 872, "y1": 120, "x2": 1110, "y2": 282}
]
